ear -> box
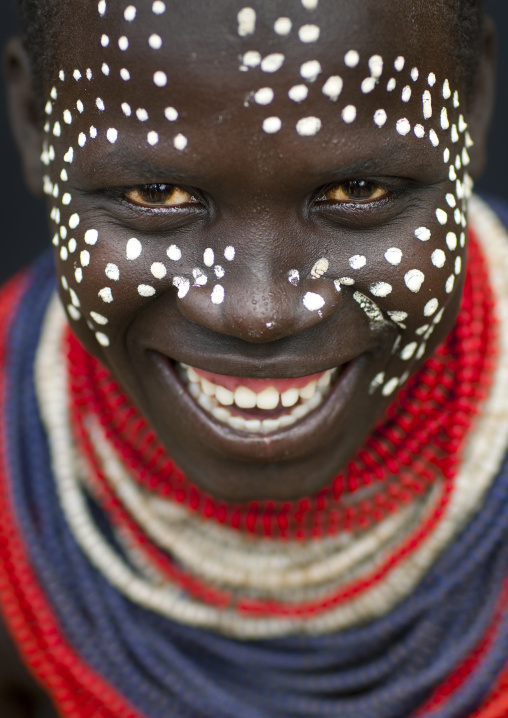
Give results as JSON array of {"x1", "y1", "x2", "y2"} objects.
[
  {"x1": 467, "y1": 15, "x2": 497, "y2": 179},
  {"x1": 3, "y1": 37, "x2": 45, "y2": 196}
]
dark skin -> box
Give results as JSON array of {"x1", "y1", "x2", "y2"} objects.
[{"x1": 0, "y1": 1, "x2": 496, "y2": 714}]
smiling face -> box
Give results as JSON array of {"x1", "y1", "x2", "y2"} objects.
[{"x1": 24, "y1": 0, "x2": 482, "y2": 501}]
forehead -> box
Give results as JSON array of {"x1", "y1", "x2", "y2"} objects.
[{"x1": 48, "y1": 0, "x2": 461, "y2": 184}]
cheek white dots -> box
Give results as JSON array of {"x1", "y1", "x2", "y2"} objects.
[
  {"x1": 69, "y1": 213, "x2": 80, "y2": 229},
  {"x1": 153, "y1": 71, "x2": 167, "y2": 87},
  {"x1": 237, "y1": 7, "x2": 256, "y2": 36},
  {"x1": 80, "y1": 250, "x2": 90, "y2": 266},
  {"x1": 401, "y1": 342, "x2": 417, "y2": 361},
  {"x1": 120, "y1": 68, "x2": 131, "y2": 81},
  {"x1": 422, "y1": 90, "x2": 432, "y2": 119},
  {"x1": 454, "y1": 208, "x2": 462, "y2": 225},
  {"x1": 193, "y1": 268, "x2": 207, "y2": 286},
  {"x1": 298, "y1": 24, "x2": 320, "y2": 43},
  {"x1": 138, "y1": 284, "x2": 156, "y2": 297},
  {"x1": 387, "y1": 78, "x2": 396, "y2": 92},
  {"x1": 344, "y1": 50, "x2": 360, "y2": 68},
  {"x1": 440, "y1": 107, "x2": 450, "y2": 130},
  {"x1": 451, "y1": 125, "x2": 459, "y2": 143},
  {"x1": 67, "y1": 305, "x2": 81, "y2": 321},
  {"x1": 414, "y1": 125, "x2": 425, "y2": 139},
  {"x1": 383, "y1": 377, "x2": 400, "y2": 396},
  {"x1": 410, "y1": 67, "x2": 419, "y2": 82},
  {"x1": 446, "y1": 274, "x2": 455, "y2": 293},
  {"x1": 374, "y1": 110, "x2": 387, "y2": 128},
  {"x1": 95, "y1": 332, "x2": 110, "y2": 347},
  {"x1": 429, "y1": 130, "x2": 439, "y2": 147},
  {"x1": 73, "y1": 70, "x2": 82, "y2": 81},
  {"x1": 261, "y1": 53, "x2": 285, "y2": 73},
  {"x1": 296, "y1": 116, "x2": 321, "y2": 136},
  {"x1": 303, "y1": 292, "x2": 325, "y2": 311},
  {"x1": 370, "y1": 282, "x2": 392, "y2": 297},
  {"x1": 288, "y1": 269, "x2": 300, "y2": 285},
  {"x1": 289, "y1": 84, "x2": 309, "y2": 102},
  {"x1": 122, "y1": 102, "x2": 132, "y2": 116},
  {"x1": 78, "y1": 133, "x2": 87, "y2": 147},
  {"x1": 385, "y1": 247, "x2": 402, "y2": 265},
  {"x1": 444, "y1": 148, "x2": 451, "y2": 163},
  {"x1": 322, "y1": 76, "x2": 343, "y2": 101},
  {"x1": 424, "y1": 298, "x2": 439, "y2": 317},
  {"x1": 431, "y1": 249, "x2": 446, "y2": 268},
  {"x1": 254, "y1": 87, "x2": 274, "y2": 105},
  {"x1": 462, "y1": 148, "x2": 471, "y2": 166},
  {"x1": 68, "y1": 239, "x2": 77, "y2": 253},
  {"x1": 242, "y1": 51, "x2": 261, "y2": 68},
  {"x1": 107, "y1": 128, "x2": 118, "y2": 144},
  {"x1": 388, "y1": 310, "x2": 408, "y2": 325},
  {"x1": 75, "y1": 268, "x2": 83, "y2": 283},
  {"x1": 147, "y1": 131, "x2": 159, "y2": 146},
  {"x1": 96, "y1": 97, "x2": 105, "y2": 111},
  {"x1": 342, "y1": 105, "x2": 357, "y2": 124},
  {"x1": 63, "y1": 109, "x2": 73, "y2": 124},
  {"x1": 101, "y1": 34, "x2": 109, "y2": 47},
  {"x1": 214, "y1": 265, "x2": 225, "y2": 279},
  {"x1": 224, "y1": 246, "x2": 235, "y2": 261},
  {"x1": 465, "y1": 131, "x2": 474, "y2": 148},
  {"x1": 60, "y1": 169, "x2": 68, "y2": 182},
  {"x1": 263, "y1": 117, "x2": 282, "y2": 134},
  {"x1": 300, "y1": 59, "x2": 321, "y2": 81},
  {"x1": 453, "y1": 91, "x2": 460, "y2": 108},
  {"x1": 124, "y1": 5, "x2": 136, "y2": 21},
  {"x1": 85, "y1": 229, "x2": 98, "y2": 245},
  {"x1": 151, "y1": 262, "x2": 167, "y2": 279},
  {"x1": 136, "y1": 108, "x2": 149, "y2": 121},
  {"x1": 436, "y1": 208, "x2": 448, "y2": 225},
  {"x1": 60, "y1": 246, "x2": 68, "y2": 261},
  {"x1": 105, "y1": 263, "x2": 119, "y2": 281},
  {"x1": 394, "y1": 56, "x2": 405, "y2": 72},
  {"x1": 369, "y1": 55, "x2": 383, "y2": 78},
  {"x1": 455, "y1": 256, "x2": 462, "y2": 275},
  {"x1": 167, "y1": 245, "x2": 182, "y2": 261},
  {"x1": 338, "y1": 277, "x2": 355, "y2": 286},
  {"x1": 98, "y1": 0, "x2": 106, "y2": 14},
  {"x1": 126, "y1": 237, "x2": 142, "y2": 260},
  {"x1": 404, "y1": 269, "x2": 425, "y2": 293},
  {"x1": 349, "y1": 254, "x2": 366, "y2": 269},
  {"x1": 69, "y1": 289, "x2": 80, "y2": 308},
  {"x1": 396, "y1": 118, "x2": 411, "y2": 136},
  {"x1": 310, "y1": 258, "x2": 328, "y2": 278},
  {"x1": 369, "y1": 372, "x2": 385, "y2": 394},
  {"x1": 86, "y1": 68, "x2": 93, "y2": 81},
  {"x1": 77, "y1": 101, "x2": 84, "y2": 114},
  {"x1": 442, "y1": 79, "x2": 451, "y2": 100},
  {"x1": 446, "y1": 193, "x2": 456, "y2": 208},
  {"x1": 119, "y1": 37, "x2": 129, "y2": 53},
  {"x1": 211, "y1": 285, "x2": 225, "y2": 305},
  {"x1": 165, "y1": 107, "x2": 178, "y2": 121},
  {"x1": 449, "y1": 165, "x2": 457, "y2": 181},
  {"x1": 401, "y1": 85, "x2": 411, "y2": 102},
  {"x1": 174, "y1": 134, "x2": 188, "y2": 150},
  {"x1": 428, "y1": 73, "x2": 436, "y2": 87},
  {"x1": 62, "y1": 193, "x2": 72, "y2": 205},
  {"x1": 204, "y1": 248, "x2": 214, "y2": 267},
  {"x1": 45, "y1": 100, "x2": 53, "y2": 116},
  {"x1": 274, "y1": 17, "x2": 292, "y2": 35},
  {"x1": 149, "y1": 34, "x2": 162, "y2": 49},
  {"x1": 152, "y1": 0, "x2": 166, "y2": 13},
  {"x1": 301, "y1": 0, "x2": 319, "y2": 8},
  {"x1": 361, "y1": 77, "x2": 377, "y2": 94}
]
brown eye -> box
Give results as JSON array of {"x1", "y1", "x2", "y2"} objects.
[
  {"x1": 325, "y1": 180, "x2": 388, "y2": 202},
  {"x1": 125, "y1": 183, "x2": 196, "y2": 207}
]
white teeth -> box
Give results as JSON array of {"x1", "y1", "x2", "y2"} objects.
[
  {"x1": 281, "y1": 388, "x2": 299, "y2": 407},
  {"x1": 215, "y1": 385, "x2": 234, "y2": 406},
  {"x1": 180, "y1": 366, "x2": 336, "y2": 433},
  {"x1": 234, "y1": 386, "x2": 257, "y2": 409},
  {"x1": 256, "y1": 386, "x2": 279, "y2": 410}
]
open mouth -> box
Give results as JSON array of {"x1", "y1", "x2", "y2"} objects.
[{"x1": 177, "y1": 364, "x2": 338, "y2": 433}]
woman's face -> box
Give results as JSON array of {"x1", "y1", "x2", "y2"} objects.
[{"x1": 38, "y1": 0, "x2": 475, "y2": 501}]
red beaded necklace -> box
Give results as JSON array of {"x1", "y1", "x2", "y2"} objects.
[{"x1": 67, "y1": 228, "x2": 496, "y2": 543}]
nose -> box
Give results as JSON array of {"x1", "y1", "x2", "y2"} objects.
[{"x1": 176, "y1": 270, "x2": 342, "y2": 343}]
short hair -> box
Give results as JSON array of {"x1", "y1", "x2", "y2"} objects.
[{"x1": 17, "y1": 0, "x2": 485, "y2": 112}]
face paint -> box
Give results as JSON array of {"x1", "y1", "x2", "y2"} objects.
[{"x1": 40, "y1": 0, "x2": 473, "y2": 502}]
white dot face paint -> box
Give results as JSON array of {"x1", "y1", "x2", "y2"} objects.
[
  {"x1": 383, "y1": 377, "x2": 400, "y2": 396},
  {"x1": 147, "y1": 131, "x2": 159, "y2": 146},
  {"x1": 342, "y1": 105, "x2": 357, "y2": 124},
  {"x1": 300, "y1": 60, "x2": 321, "y2": 81},
  {"x1": 124, "y1": 5, "x2": 136, "y2": 21},
  {"x1": 152, "y1": 0, "x2": 166, "y2": 13},
  {"x1": 415, "y1": 227, "x2": 431, "y2": 242},
  {"x1": 99, "y1": 287, "x2": 113, "y2": 303},
  {"x1": 167, "y1": 245, "x2": 182, "y2": 261},
  {"x1": 374, "y1": 109, "x2": 387, "y2": 128},
  {"x1": 384, "y1": 247, "x2": 402, "y2": 265},
  {"x1": 429, "y1": 130, "x2": 439, "y2": 147},
  {"x1": 394, "y1": 56, "x2": 405, "y2": 72},
  {"x1": 84, "y1": 229, "x2": 98, "y2": 245},
  {"x1": 261, "y1": 54, "x2": 285, "y2": 73},
  {"x1": 401, "y1": 85, "x2": 411, "y2": 103},
  {"x1": 296, "y1": 116, "x2": 321, "y2": 136},
  {"x1": 298, "y1": 24, "x2": 320, "y2": 43},
  {"x1": 387, "y1": 78, "x2": 396, "y2": 92},
  {"x1": 431, "y1": 249, "x2": 446, "y2": 268},
  {"x1": 344, "y1": 50, "x2": 360, "y2": 68},
  {"x1": 436, "y1": 208, "x2": 448, "y2": 225},
  {"x1": 303, "y1": 292, "x2": 325, "y2": 311},
  {"x1": 414, "y1": 124, "x2": 425, "y2": 139},
  {"x1": 289, "y1": 85, "x2": 309, "y2": 103},
  {"x1": 288, "y1": 269, "x2": 300, "y2": 286},
  {"x1": 446, "y1": 232, "x2": 458, "y2": 251},
  {"x1": 138, "y1": 285, "x2": 156, "y2": 297},
  {"x1": 322, "y1": 76, "x2": 343, "y2": 101},
  {"x1": 274, "y1": 17, "x2": 292, "y2": 35},
  {"x1": 410, "y1": 67, "x2": 419, "y2": 82},
  {"x1": 211, "y1": 285, "x2": 225, "y2": 305},
  {"x1": 370, "y1": 282, "x2": 392, "y2": 298},
  {"x1": 164, "y1": 107, "x2": 178, "y2": 121},
  {"x1": 361, "y1": 77, "x2": 377, "y2": 94},
  {"x1": 204, "y1": 248, "x2": 215, "y2": 267},
  {"x1": 96, "y1": 98, "x2": 105, "y2": 111},
  {"x1": 148, "y1": 33, "x2": 162, "y2": 50},
  {"x1": 404, "y1": 269, "x2": 425, "y2": 293},
  {"x1": 445, "y1": 275, "x2": 455, "y2": 293},
  {"x1": 105, "y1": 264, "x2": 120, "y2": 281},
  {"x1": 237, "y1": 7, "x2": 256, "y2": 37},
  {"x1": 136, "y1": 108, "x2": 149, "y2": 121},
  {"x1": 224, "y1": 246, "x2": 235, "y2": 261},
  {"x1": 153, "y1": 71, "x2": 168, "y2": 87},
  {"x1": 120, "y1": 68, "x2": 131, "y2": 81},
  {"x1": 151, "y1": 262, "x2": 167, "y2": 279},
  {"x1": 368, "y1": 55, "x2": 383, "y2": 78},
  {"x1": 396, "y1": 118, "x2": 411, "y2": 136},
  {"x1": 106, "y1": 128, "x2": 118, "y2": 144},
  {"x1": 126, "y1": 237, "x2": 142, "y2": 260},
  {"x1": 122, "y1": 103, "x2": 132, "y2": 117},
  {"x1": 174, "y1": 134, "x2": 188, "y2": 151},
  {"x1": 254, "y1": 87, "x2": 274, "y2": 105},
  {"x1": 242, "y1": 51, "x2": 261, "y2": 68},
  {"x1": 69, "y1": 214, "x2": 80, "y2": 229},
  {"x1": 263, "y1": 117, "x2": 282, "y2": 134},
  {"x1": 349, "y1": 255, "x2": 366, "y2": 270}
]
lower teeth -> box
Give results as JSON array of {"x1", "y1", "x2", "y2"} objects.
[{"x1": 186, "y1": 372, "x2": 334, "y2": 433}]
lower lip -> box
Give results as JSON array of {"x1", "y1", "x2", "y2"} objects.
[{"x1": 151, "y1": 352, "x2": 367, "y2": 462}]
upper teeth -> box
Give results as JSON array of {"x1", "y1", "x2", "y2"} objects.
[{"x1": 181, "y1": 365, "x2": 335, "y2": 433}]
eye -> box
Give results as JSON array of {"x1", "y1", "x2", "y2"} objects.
[
  {"x1": 124, "y1": 183, "x2": 197, "y2": 207},
  {"x1": 324, "y1": 180, "x2": 389, "y2": 203}
]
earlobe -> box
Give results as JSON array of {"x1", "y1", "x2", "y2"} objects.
[
  {"x1": 3, "y1": 37, "x2": 45, "y2": 196},
  {"x1": 467, "y1": 15, "x2": 497, "y2": 180}
]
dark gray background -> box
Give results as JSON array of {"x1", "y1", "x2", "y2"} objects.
[{"x1": 0, "y1": 1, "x2": 506, "y2": 284}]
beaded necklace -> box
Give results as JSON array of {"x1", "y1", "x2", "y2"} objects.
[{"x1": 0, "y1": 196, "x2": 508, "y2": 716}]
